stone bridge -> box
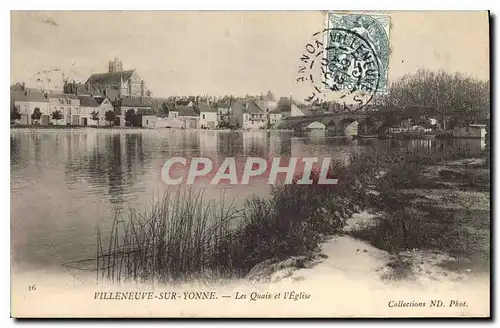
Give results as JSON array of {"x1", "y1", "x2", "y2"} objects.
[{"x1": 276, "y1": 112, "x2": 388, "y2": 134}]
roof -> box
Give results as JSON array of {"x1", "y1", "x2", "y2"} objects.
[
  {"x1": 230, "y1": 99, "x2": 247, "y2": 113},
  {"x1": 136, "y1": 108, "x2": 156, "y2": 116},
  {"x1": 246, "y1": 101, "x2": 264, "y2": 114},
  {"x1": 86, "y1": 70, "x2": 135, "y2": 86},
  {"x1": 118, "y1": 96, "x2": 152, "y2": 108},
  {"x1": 147, "y1": 98, "x2": 170, "y2": 112},
  {"x1": 78, "y1": 95, "x2": 99, "y2": 107},
  {"x1": 197, "y1": 102, "x2": 218, "y2": 113},
  {"x1": 11, "y1": 89, "x2": 49, "y2": 103},
  {"x1": 104, "y1": 88, "x2": 120, "y2": 102},
  {"x1": 292, "y1": 104, "x2": 324, "y2": 116},
  {"x1": 177, "y1": 105, "x2": 199, "y2": 117},
  {"x1": 49, "y1": 93, "x2": 79, "y2": 100},
  {"x1": 95, "y1": 97, "x2": 106, "y2": 105},
  {"x1": 468, "y1": 124, "x2": 487, "y2": 127}
]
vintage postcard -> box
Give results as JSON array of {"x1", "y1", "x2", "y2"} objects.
[{"x1": 10, "y1": 10, "x2": 491, "y2": 318}]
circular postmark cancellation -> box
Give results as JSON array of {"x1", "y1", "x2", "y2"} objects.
[{"x1": 297, "y1": 28, "x2": 381, "y2": 111}]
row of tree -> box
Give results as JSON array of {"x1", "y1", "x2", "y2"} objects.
[
  {"x1": 10, "y1": 106, "x2": 117, "y2": 126},
  {"x1": 309, "y1": 69, "x2": 489, "y2": 127}
]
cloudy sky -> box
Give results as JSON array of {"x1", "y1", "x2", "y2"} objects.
[{"x1": 11, "y1": 11, "x2": 489, "y2": 98}]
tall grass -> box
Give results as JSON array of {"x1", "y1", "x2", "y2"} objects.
[{"x1": 92, "y1": 189, "x2": 243, "y2": 284}]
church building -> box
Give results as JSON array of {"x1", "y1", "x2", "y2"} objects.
[{"x1": 84, "y1": 58, "x2": 151, "y2": 99}]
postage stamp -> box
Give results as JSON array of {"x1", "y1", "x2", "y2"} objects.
[
  {"x1": 296, "y1": 12, "x2": 390, "y2": 110},
  {"x1": 327, "y1": 12, "x2": 391, "y2": 92}
]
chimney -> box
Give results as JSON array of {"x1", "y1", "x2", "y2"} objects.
[{"x1": 140, "y1": 80, "x2": 145, "y2": 96}]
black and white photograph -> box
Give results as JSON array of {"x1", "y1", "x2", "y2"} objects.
[{"x1": 9, "y1": 10, "x2": 491, "y2": 318}]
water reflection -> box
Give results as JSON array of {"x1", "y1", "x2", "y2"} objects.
[{"x1": 10, "y1": 129, "x2": 487, "y2": 270}]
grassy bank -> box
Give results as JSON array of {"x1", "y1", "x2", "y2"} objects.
[
  {"x1": 67, "y1": 145, "x2": 490, "y2": 284},
  {"x1": 348, "y1": 146, "x2": 491, "y2": 277}
]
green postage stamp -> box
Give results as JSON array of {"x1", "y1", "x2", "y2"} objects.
[{"x1": 327, "y1": 11, "x2": 391, "y2": 93}]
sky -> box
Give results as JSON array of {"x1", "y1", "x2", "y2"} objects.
[{"x1": 10, "y1": 11, "x2": 489, "y2": 99}]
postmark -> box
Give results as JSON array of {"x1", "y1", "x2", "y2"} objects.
[{"x1": 296, "y1": 12, "x2": 391, "y2": 111}]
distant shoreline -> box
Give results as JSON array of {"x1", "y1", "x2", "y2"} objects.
[{"x1": 9, "y1": 125, "x2": 295, "y2": 132}]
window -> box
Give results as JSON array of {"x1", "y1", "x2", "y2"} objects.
[
  {"x1": 202, "y1": 114, "x2": 205, "y2": 119},
  {"x1": 466, "y1": 127, "x2": 470, "y2": 133}
]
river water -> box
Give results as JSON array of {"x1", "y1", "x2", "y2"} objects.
[{"x1": 10, "y1": 129, "x2": 485, "y2": 273}]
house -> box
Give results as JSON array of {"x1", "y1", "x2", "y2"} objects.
[
  {"x1": 116, "y1": 96, "x2": 153, "y2": 126},
  {"x1": 177, "y1": 105, "x2": 200, "y2": 129},
  {"x1": 216, "y1": 97, "x2": 233, "y2": 126},
  {"x1": 48, "y1": 93, "x2": 80, "y2": 125},
  {"x1": 291, "y1": 103, "x2": 306, "y2": 117},
  {"x1": 305, "y1": 121, "x2": 326, "y2": 131},
  {"x1": 255, "y1": 99, "x2": 278, "y2": 114},
  {"x1": 136, "y1": 107, "x2": 157, "y2": 128},
  {"x1": 95, "y1": 97, "x2": 115, "y2": 125},
  {"x1": 84, "y1": 58, "x2": 150, "y2": 99},
  {"x1": 77, "y1": 95, "x2": 99, "y2": 126},
  {"x1": 168, "y1": 110, "x2": 179, "y2": 119},
  {"x1": 453, "y1": 124, "x2": 487, "y2": 138},
  {"x1": 11, "y1": 87, "x2": 50, "y2": 125},
  {"x1": 344, "y1": 121, "x2": 359, "y2": 136},
  {"x1": 229, "y1": 99, "x2": 266, "y2": 130},
  {"x1": 267, "y1": 108, "x2": 284, "y2": 129},
  {"x1": 77, "y1": 95, "x2": 114, "y2": 126},
  {"x1": 198, "y1": 102, "x2": 218, "y2": 129}
]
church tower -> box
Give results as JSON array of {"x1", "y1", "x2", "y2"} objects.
[{"x1": 108, "y1": 57, "x2": 123, "y2": 73}]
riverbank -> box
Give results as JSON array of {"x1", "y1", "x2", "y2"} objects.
[
  {"x1": 11, "y1": 124, "x2": 137, "y2": 129},
  {"x1": 10, "y1": 124, "x2": 294, "y2": 132},
  {"x1": 239, "y1": 152, "x2": 490, "y2": 286}
]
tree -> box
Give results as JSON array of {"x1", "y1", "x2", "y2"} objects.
[
  {"x1": 31, "y1": 107, "x2": 42, "y2": 125},
  {"x1": 51, "y1": 110, "x2": 63, "y2": 125},
  {"x1": 161, "y1": 102, "x2": 169, "y2": 116},
  {"x1": 90, "y1": 110, "x2": 100, "y2": 126},
  {"x1": 11, "y1": 105, "x2": 21, "y2": 123},
  {"x1": 125, "y1": 109, "x2": 136, "y2": 126},
  {"x1": 381, "y1": 69, "x2": 489, "y2": 128},
  {"x1": 105, "y1": 110, "x2": 116, "y2": 126}
]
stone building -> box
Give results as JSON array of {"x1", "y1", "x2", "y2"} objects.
[
  {"x1": 84, "y1": 58, "x2": 150, "y2": 99},
  {"x1": 48, "y1": 93, "x2": 80, "y2": 125}
]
